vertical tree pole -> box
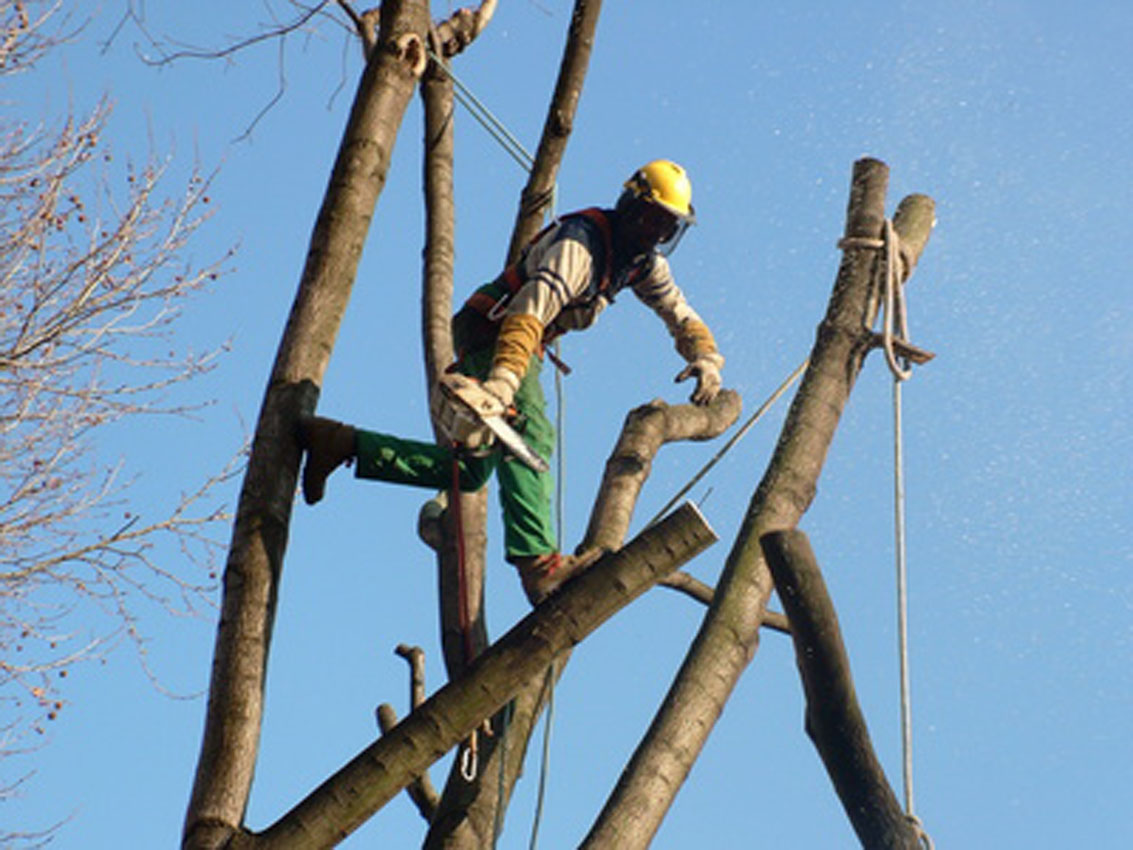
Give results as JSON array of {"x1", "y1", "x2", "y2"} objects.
[
  {"x1": 182, "y1": 4, "x2": 430, "y2": 848},
  {"x1": 584, "y1": 159, "x2": 935, "y2": 848},
  {"x1": 420, "y1": 36, "x2": 492, "y2": 683},
  {"x1": 425, "y1": 3, "x2": 604, "y2": 847}
]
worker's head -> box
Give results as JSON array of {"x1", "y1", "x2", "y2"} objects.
[{"x1": 615, "y1": 160, "x2": 696, "y2": 257}]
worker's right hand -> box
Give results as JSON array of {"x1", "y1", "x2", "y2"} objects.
[
  {"x1": 430, "y1": 380, "x2": 496, "y2": 449},
  {"x1": 482, "y1": 367, "x2": 520, "y2": 409}
]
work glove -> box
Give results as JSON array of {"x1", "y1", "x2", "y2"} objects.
[
  {"x1": 482, "y1": 366, "x2": 520, "y2": 409},
  {"x1": 430, "y1": 375, "x2": 496, "y2": 449},
  {"x1": 675, "y1": 354, "x2": 723, "y2": 406}
]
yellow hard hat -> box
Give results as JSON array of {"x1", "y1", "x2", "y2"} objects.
[{"x1": 623, "y1": 159, "x2": 695, "y2": 222}]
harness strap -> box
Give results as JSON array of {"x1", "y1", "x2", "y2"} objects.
[{"x1": 465, "y1": 208, "x2": 620, "y2": 324}]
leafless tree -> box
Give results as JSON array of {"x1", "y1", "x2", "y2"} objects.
[{"x1": 1, "y1": 2, "x2": 235, "y2": 831}]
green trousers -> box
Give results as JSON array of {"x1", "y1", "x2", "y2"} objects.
[{"x1": 354, "y1": 349, "x2": 556, "y2": 562}]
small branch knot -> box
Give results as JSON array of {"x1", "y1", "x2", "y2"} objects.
[{"x1": 393, "y1": 32, "x2": 427, "y2": 77}]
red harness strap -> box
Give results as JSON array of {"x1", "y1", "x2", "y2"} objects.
[{"x1": 450, "y1": 447, "x2": 475, "y2": 667}]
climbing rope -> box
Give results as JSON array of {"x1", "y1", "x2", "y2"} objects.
[
  {"x1": 875, "y1": 220, "x2": 934, "y2": 849},
  {"x1": 528, "y1": 660, "x2": 558, "y2": 850}
]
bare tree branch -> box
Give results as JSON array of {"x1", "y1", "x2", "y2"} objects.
[
  {"x1": 658, "y1": 571, "x2": 791, "y2": 635},
  {"x1": 2, "y1": 57, "x2": 234, "y2": 789},
  {"x1": 506, "y1": 0, "x2": 602, "y2": 262},
  {"x1": 581, "y1": 393, "x2": 742, "y2": 554},
  {"x1": 374, "y1": 643, "x2": 440, "y2": 822}
]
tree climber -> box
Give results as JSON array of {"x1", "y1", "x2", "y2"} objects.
[{"x1": 298, "y1": 159, "x2": 725, "y2": 604}]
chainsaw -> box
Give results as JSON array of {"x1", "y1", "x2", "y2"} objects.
[{"x1": 434, "y1": 373, "x2": 549, "y2": 473}]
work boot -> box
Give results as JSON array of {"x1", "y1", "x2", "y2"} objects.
[
  {"x1": 513, "y1": 549, "x2": 601, "y2": 606},
  {"x1": 417, "y1": 492, "x2": 448, "y2": 552},
  {"x1": 298, "y1": 415, "x2": 356, "y2": 505}
]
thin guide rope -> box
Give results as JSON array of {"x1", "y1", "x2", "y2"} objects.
[{"x1": 646, "y1": 358, "x2": 809, "y2": 530}]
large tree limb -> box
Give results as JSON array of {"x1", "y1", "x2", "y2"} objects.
[
  {"x1": 181, "y1": 4, "x2": 431, "y2": 849},
  {"x1": 761, "y1": 529, "x2": 921, "y2": 849},
  {"x1": 229, "y1": 502, "x2": 716, "y2": 850},
  {"x1": 582, "y1": 159, "x2": 936, "y2": 849}
]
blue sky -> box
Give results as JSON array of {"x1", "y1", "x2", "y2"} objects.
[{"x1": 9, "y1": 1, "x2": 1132, "y2": 847}]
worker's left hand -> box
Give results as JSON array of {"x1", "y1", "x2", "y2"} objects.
[{"x1": 675, "y1": 356, "x2": 723, "y2": 405}]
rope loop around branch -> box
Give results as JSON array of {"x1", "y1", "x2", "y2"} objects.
[
  {"x1": 880, "y1": 218, "x2": 914, "y2": 382},
  {"x1": 836, "y1": 234, "x2": 885, "y2": 251},
  {"x1": 906, "y1": 812, "x2": 936, "y2": 849}
]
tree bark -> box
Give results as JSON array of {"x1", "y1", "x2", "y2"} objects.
[
  {"x1": 419, "y1": 40, "x2": 492, "y2": 688},
  {"x1": 761, "y1": 529, "x2": 921, "y2": 849},
  {"x1": 234, "y1": 502, "x2": 717, "y2": 850},
  {"x1": 582, "y1": 159, "x2": 935, "y2": 849},
  {"x1": 182, "y1": 4, "x2": 430, "y2": 848}
]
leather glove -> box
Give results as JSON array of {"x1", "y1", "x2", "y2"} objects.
[
  {"x1": 675, "y1": 355, "x2": 723, "y2": 406},
  {"x1": 482, "y1": 366, "x2": 520, "y2": 409},
  {"x1": 430, "y1": 375, "x2": 495, "y2": 449}
]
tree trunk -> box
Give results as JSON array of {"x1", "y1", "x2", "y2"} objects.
[
  {"x1": 582, "y1": 159, "x2": 935, "y2": 849},
  {"x1": 181, "y1": 4, "x2": 430, "y2": 848},
  {"x1": 234, "y1": 502, "x2": 717, "y2": 850},
  {"x1": 426, "y1": 2, "x2": 603, "y2": 846},
  {"x1": 761, "y1": 529, "x2": 921, "y2": 849}
]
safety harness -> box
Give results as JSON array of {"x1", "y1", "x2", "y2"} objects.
[{"x1": 454, "y1": 208, "x2": 650, "y2": 365}]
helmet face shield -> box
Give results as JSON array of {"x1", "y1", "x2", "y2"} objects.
[
  {"x1": 620, "y1": 159, "x2": 696, "y2": 256},
  {"x1": 656, "y1": 215, "x2": 692, "y2": 257}
]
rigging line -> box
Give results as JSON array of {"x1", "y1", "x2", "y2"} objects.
[
  {"x1": 878, "y1": 221, "x2": 931, "y2": 850},
  {"x1": 645, "y1": 358, "x2": 809, "y2": 530},
  {"x1": 491, "y1": 700, "x2": 514, "y2": 846},
  {"x1": 427, "y1": 46, "x2": 535, "y2": 171}
]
